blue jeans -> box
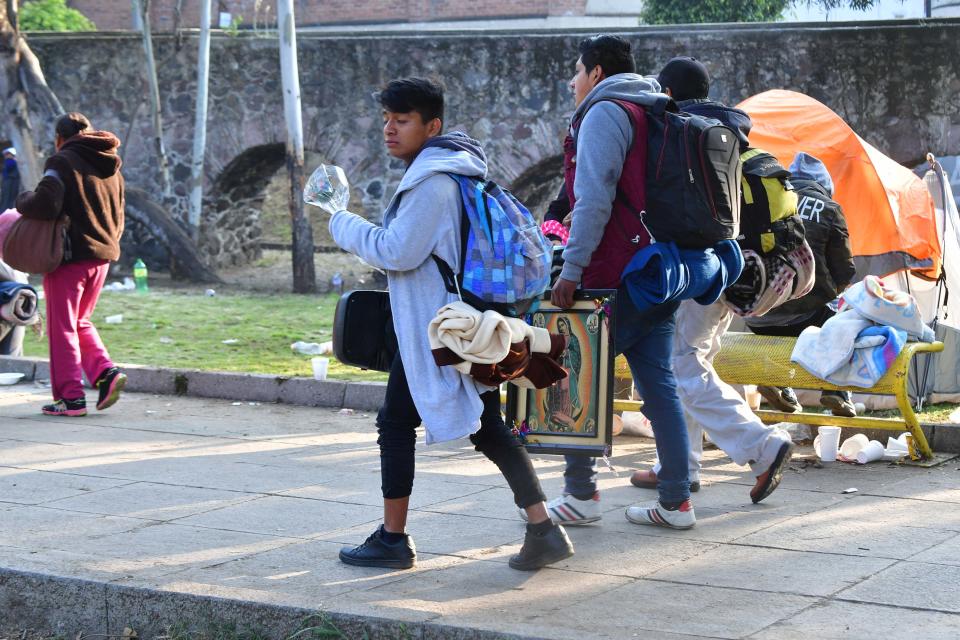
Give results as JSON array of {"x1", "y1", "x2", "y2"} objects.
[{"x1": 564, "y1": 291, "x2": 691, "y2": 505}]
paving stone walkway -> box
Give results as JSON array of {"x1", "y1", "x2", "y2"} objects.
[{"x1": 1, "y1": 384, "x2": 959, "y2": 639}]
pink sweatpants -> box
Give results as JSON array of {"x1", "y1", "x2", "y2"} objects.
[{"x1": 43, "y1": 259, "x2": 114, "y2": 401}]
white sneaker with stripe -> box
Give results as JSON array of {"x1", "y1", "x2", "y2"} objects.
[
  {"x1": 520, "y1": 492, "x2": 602, "y2": 526},
  {"x1": 625, "y1": 499, "x2": 696, "y2": 530}
]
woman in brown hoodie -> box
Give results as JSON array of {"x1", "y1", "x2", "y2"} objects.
[{"x1": 16, "y1": 112, "x2": 126, "y2": 416}]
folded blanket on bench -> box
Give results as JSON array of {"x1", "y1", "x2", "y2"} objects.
[{"x1": 792, "y1": 276, "x2": 928, "y2": 387}]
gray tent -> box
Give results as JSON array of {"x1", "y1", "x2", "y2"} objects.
[{"x1": 899, "y1": 156, "x2": 960, "y2": 404}]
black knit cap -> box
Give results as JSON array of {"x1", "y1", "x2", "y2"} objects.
[{"x1": 657, "y1": 56, "x2": 710, "y2": 101}]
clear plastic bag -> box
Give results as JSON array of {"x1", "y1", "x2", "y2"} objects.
[{"x1": 304, "y1": 164, "x2": 350, "y2": 215}]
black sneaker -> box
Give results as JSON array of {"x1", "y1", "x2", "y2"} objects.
[
  {"x1": 820, "y1": 390, "x2": 856, "y2": 417},
  {"x1": 95, "y1": 367, "x2": 127, "y2": 411},
  {"x1": 750, "y1": 441, "x2": 795, "y2": 504},
  {"x1": 508, "y1": 523, "x2": 574, "y2": 571},
  {"x1": 339, "y1": 525, "x2": 416, "y2": 570},
  {"x1": 42, "y1": 398, "x2": 87, "y2": 417}
]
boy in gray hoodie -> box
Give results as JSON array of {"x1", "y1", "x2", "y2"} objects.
[{"x1": 329, "y1": 78, "x2": 573, "y2": 571}]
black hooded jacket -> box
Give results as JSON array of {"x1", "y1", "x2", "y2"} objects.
[{"x1": 749, "y1": 177, "x2": 856, "y2": 323}]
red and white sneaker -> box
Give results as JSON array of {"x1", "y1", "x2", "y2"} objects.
[
  {"x1": 520, "y1": 492, "x2": 602, "y2": 526},
  {"x1": 625, "y1": 499, "x2": 695, "y2": 530}
]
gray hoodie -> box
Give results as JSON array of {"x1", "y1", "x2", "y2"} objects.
[
  {"x1": 329, "y1": 133, "x2": 489, "y2": 444},
  {"x1": 561, "y1": 74, "x2": 664, "y2": 284}
]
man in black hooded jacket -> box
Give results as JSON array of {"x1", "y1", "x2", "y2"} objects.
[{"x1": 746, "y1": 152, "x2": 857, "y2": 416}]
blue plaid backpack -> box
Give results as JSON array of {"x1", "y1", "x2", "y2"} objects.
[{"x1": 432, "y1": 174, "x2": 552, "y2": 316}]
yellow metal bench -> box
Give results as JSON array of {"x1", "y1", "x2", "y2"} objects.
[{"x1": 712, "y1": 332, "x2": 944, "y2": 460}]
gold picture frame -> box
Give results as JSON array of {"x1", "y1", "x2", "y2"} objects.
[{"x1": 505, "y1": 290, "x2": 616, "y2": 457}]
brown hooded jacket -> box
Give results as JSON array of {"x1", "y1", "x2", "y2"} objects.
[{"x1": 16, "y1": 131, "x2": 125, "y2": 262}]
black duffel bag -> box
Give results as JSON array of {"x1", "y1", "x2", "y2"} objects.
[{"x1": 332, "y1": 290, "x2": 397, "y2": 373}]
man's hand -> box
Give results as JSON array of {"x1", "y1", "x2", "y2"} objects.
[{"x1": 551, "y1": 277, "x2": 578, "y2": 309}]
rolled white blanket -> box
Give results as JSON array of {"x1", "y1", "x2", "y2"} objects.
[{"x1": 428, "y1": 301, "x2": 553, "y2": 365}]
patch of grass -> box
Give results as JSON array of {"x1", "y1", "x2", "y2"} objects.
[
  {"x1": 22, "y1": 288, "x2": 386, "y2": 382},
  {"x1": 3, "y1": 612, "x2": 415, "y2": 640},
  {"x1": 158, "y1": 613, "x2": 376, "y2": 640},
  {"x1": 870, "y1": 402, "x2": 958, "y2": 424},
  {"x1": 285, "y1": 614, "x2": 364, "y2": 640}
]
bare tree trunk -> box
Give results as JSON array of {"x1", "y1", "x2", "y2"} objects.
[
  {"x1": 132, "y1": 0, "x2": 172, "y2": 200},
  {"x1": 172, "y1": 0, "x2": 184, "y2": 50},
  {"x1": 277, "y1": 0, "x2": 316, "y2": 294},
  {"x1": 125, "y1": 188, "x2": 222, "y2": 283},
  {"x1": 0, "y1": 2, "x2": 220, "y2": 284},
  {"x1": 188, "y1": 0, "x2": 212, "y2": 240},
  {"x1": 0, "y1": 0, "x2": 63, "y2": 189}
]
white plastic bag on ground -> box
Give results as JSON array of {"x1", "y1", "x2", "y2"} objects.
[{"x1": 620, "y1": 411, "x2": 654, "y2": 438}]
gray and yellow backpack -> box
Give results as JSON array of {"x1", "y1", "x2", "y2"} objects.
[
  {"x1": 722, "y1": 148, "x2": 815, "y2": 317},
  {"x1": 736, "y1": 148, "x2": 804, "y2": 255}
]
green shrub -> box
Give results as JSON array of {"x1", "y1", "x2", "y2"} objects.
[{"x1": 19, "y1": 0, "x2": 96, "y2": 32}]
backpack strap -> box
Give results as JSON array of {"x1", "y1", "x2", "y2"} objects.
[
  {"x1": 648, "y1": 94, "x2": 678, "y2": 116},
  {"x1": 431, "y1": 173, "x2": 473, "y2": 300}
]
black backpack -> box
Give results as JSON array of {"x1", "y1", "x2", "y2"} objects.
[{"x1": 642, "y1": 97, "x2": 742, "y2": 248}]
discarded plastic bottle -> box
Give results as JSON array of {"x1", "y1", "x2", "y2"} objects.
[{"x1": 133, "y1": 258, "x2": 149, "y2": 294}]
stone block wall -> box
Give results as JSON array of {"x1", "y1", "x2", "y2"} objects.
[
  {"x1": 69, "y1": 0, "x2": 590, "y2": 31},
  {"x1": 23, "y1": 20, "x2": 960, "y2": 268}
]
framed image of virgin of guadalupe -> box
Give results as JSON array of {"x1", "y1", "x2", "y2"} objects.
[{"x1": 504, "y1": 290, "x2": 616, "y2": 457}]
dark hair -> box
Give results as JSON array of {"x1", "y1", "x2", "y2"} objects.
[
  {"x1": 378, "y1": 77, "x2": 444, "y2": 126},
  {"x1": 55, "y1": 112, "x2": 92, "y2": 140},
  {"x1": 578, "y1": 35, "x2": 636, "y2": 77},
  {"x1": 657, "y1": 57, "x2": 710, "y2": 101}
]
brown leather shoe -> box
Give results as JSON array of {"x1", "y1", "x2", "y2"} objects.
[{"x1": 630, "y1": 469, "x2": 700, "y2": 492}]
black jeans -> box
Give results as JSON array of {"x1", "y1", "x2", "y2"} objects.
[{"x1": 377, "y1": 355, "x2": 547, "y2": 508}]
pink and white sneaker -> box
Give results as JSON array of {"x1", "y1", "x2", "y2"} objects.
[{"x1": 42, "y1": 398, "x2": 88, "y2": 417}]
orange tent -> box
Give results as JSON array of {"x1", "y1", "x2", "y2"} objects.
[{"x1": 737, "y1": 90, "x2": 940, "y2": 279}]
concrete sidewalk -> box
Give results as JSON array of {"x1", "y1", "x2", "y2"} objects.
[{"x1": 1, "y1": 384, "x2": 959, "y2": 639}]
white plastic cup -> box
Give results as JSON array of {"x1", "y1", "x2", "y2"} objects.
[
  {"x1": 856, "y1": 440, "x2": 885, "y2": 464},
  {"x1": 839, "y1": 434, "x2": 869, "y2": 461},
  {"x1": 817, "y1": 426, "x2": 842, "y2": 462},
  {"x1": 886, "y1": 437, "x2": 908, "y2": 453},
  {"x1": 311, "y1": 357, "x2": 329, "y2": 381}
]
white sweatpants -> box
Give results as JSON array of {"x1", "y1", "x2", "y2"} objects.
[{"x1": 653, "y1": 299, "x2": 790, "y2": 480}]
